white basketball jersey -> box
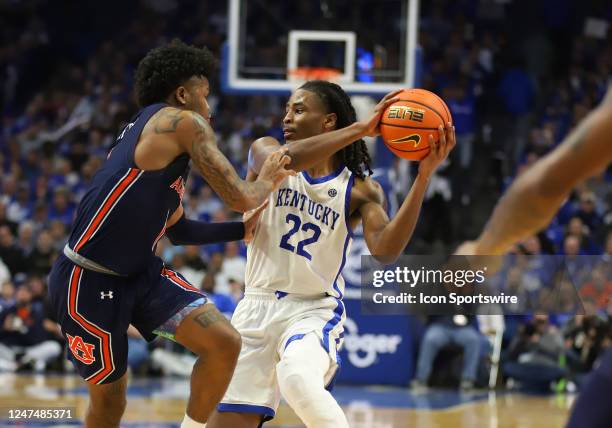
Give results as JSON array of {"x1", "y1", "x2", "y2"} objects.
[{"x1": 246, "y1": 166, "x2": 354, "y2": 298}]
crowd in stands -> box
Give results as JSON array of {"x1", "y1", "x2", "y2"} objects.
[{"x1": 0, "y1": 0, "x2": 610, "y2": 390}]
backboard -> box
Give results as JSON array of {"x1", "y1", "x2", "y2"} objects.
[{"x1": 222, "y1": 0, "x2": 421, "y2": 95}]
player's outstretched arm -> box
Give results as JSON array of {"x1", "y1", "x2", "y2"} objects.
[
  {"x1": 164, "y1": 205, "x2": 244, "y2": 246},
  {"x1": 248, "y1": 90, "x2": 402, "y2": 174},
  {"x1": 359, "y1": 124, "x2": 455, "y2": 263},
  {"x1": 164, "y1": 202, "x2": 267, "y2": 246},
  {"x1": 177, "y1": 111, "x2": 294, "y2": 212},
  {"x1": 465, "y1": 86, "x2": 612, "y2": 256}
]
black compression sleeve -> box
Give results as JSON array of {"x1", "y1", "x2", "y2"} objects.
[{"x1": 165, "y1": 215, "x2": 245, "y2": 246}]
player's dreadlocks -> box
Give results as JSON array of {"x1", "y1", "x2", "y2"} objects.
[
  {"x1": 134, "y1": 39, "x2": 216, "y2": 107},
  {"x1": 299, "y1": 80, "x2": 373, "y2": 180}
]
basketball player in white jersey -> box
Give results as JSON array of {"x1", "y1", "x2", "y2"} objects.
[{"x1": 206, "y1": 81, "x2": 455, "y2": 428}]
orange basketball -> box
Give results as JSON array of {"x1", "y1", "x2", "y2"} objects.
[{"x1": 380, "y1": 89, "x2": 453, "y2": 160}]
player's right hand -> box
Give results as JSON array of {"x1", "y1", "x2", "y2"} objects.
[
  {"x1": 362, "y1": 89, "x2": 403, "y2": 137},
  {"x1": 258, "y1": 148, "x2": 296, "y2": 190}
]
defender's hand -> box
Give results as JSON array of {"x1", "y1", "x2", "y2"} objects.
[
  {"x1": 243, "y1": 200, "x2": 269, "y2": 244},
  {"x1": 258, "y1": 148, "x2": 296, "y2": 191}
]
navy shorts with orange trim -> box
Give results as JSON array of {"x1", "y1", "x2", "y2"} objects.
[{"x1": 48, "y1": 254, "x2": 205, "y2": 384}]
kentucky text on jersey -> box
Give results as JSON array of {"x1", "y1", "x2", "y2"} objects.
[{"x1": 275, "y1": 187, "x2": 341, "y2": 230}]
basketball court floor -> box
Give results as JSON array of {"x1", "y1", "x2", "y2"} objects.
[{"x1": 1, "y1": 373, "x2": 573, "y2": 427}]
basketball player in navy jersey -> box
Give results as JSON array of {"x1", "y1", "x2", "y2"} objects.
[
  {"x1": 207, "y1": 81, "x2": 455, "y2": 428},
  {"x1": 47, "y1": 40, "x2": 296, "y2": 428},
  {"x1": 456, "y1": 86, "x2": 612, "y2": 428}
]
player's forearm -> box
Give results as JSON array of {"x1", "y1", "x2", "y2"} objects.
[
  {"x1": 250, "y1": 123, "x2": 367, "y2": 174},
  {"x1": 285, "y1": 122, "x2": 367, "y2": 171},
  {"x1": 166, "y1": 216, "x2": 245, "y2": 245},
  {"x1": 475, "y1": 165, "x2": 567, "y2": 255},
  {"x1": 241, "y1": 179, "x2": 274, "y2": 210},
  {"x1": 187, "y1": 111, "x2": 272, "y2": 212},
  {"x1": 196, "y1": 151, "x2": 273, "y2": 212},
  {"x1": 371, "y1": 174, "x2": 429, "y2": 262},
  {"x1": 198, "y1": 164, "x2": 272, "y2": 212},
  {"x1": 476, "y1": 101, "x2": 612, "y2": 255}
]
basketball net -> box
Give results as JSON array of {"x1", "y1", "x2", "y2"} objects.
[{"x1": 288, "y1": 67, "x2": 343, "y2": 84}]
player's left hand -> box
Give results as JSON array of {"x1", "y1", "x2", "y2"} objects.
[
  {"x1": 362, "y1": 89, "x2": 403, "y2": 137},
  {"x1": 243, "y1": 199, "x2": 269, "y2": 244},
  {"x1": 419, "y1": 122, "x2": 456, "y2": 177}
]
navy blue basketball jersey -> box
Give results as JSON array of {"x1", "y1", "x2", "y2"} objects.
[{"x1": 68, "y1": 103, "x2": 189, "y2": 275}]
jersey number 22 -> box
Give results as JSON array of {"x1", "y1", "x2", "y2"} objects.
[{"x1": 279, "y1": 213, "x2": 321, "y2": 261}]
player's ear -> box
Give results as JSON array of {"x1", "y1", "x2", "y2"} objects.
[
  {"x1": 174, "y1": 86, "x2": 189, "y2": 106},
  {"x1": 324, "y1": 112, "x2": 337, "y2": 131}
]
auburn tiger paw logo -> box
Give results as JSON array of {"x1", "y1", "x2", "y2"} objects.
[{"x1": 67, "y1": 334, "x2": 96, "y2": 365}]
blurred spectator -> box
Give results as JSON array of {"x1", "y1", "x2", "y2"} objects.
[
  {"x1": 412, "y1": 315, "x2": 482, "y2": 391},
  {"x1": 563, "y1": 315, "x2": 608, "y2": 381},
  {"x1": 16, "y1": 221, "x2": 36, "y2": 257},
  {"x1": 0, "y1": 203, "x2": 18, "y2": 235},
  {"x1": 446, "y1": 81, "x2": 476, "y2": 168},
  {"x1": 579, "y1": 266, "x2": 612, "y2": 310},
  {"x1": 563, "y1": 235, "x2": 592, "y2": 284},
  {"x1": 220, "y1": 241, "x2": 246, "y2": 285},
  {"x1": 503, "y1": 315, "x2": 566, "y2": 392},
  {"x1": 196, "y1": 185, "x2": 223, "y2": 221},
  {"x1": 497, "y1": 56, "x2": 536, "y2": 166},
  {"x1": 0, "y1": 226, "x2": 26, "y2": 276},
  {"x1": 0, "y1": 281, "x2": 15, "y2": 310},
  {"x1": 201, "y1": 270, "x2": 236, "y2": 318},
  {"x1": 183, "y1": 245, "x2": 207, "y2": 272},
  {"x1": 564, "y1": 216, "x2": 601, "y2": 255},
  {"x1": 574, "y1": 192, "x2": 603, "y2": 235},
  {"x1": 170, "y1": 251, "x2": 204, "y2": 290},
  {"x1": 47, "y1": 187, "x2": 75, "y2": 227},
  {"x1": 27, "y1": 230, "x2": 56, "y2": 276},
  {"x1": 48, "y1": 220, "x2": 68, "y2": 251},
  {"x1": 6, "y1": 184, "x2": 32, "y2": 223},
  {"x1": 0, "y1": 284, "x2": 61, "y2": 372}
]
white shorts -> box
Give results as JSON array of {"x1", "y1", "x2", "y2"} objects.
[{"x1": 217, "y1": 288, "x2": 346, "y2": 421}]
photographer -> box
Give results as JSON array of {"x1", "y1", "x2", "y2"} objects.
[{"x1": 503, "y1": 315, "x2": 566, "y2": 392}]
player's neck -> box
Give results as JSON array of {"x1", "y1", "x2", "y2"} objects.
[{"x1": 306, "y1": 158, "x2": 341, "y2": 178}]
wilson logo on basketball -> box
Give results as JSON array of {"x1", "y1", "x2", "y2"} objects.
[
  {"x1": 389, "y1": 134, "x2": 421, "y2": 146},
  {"x1": 67, "y1": 334, "x2": 96, "y2": 365},
  {"x1": 387, "y1": 106, "x2": 424, "y2": 122}
]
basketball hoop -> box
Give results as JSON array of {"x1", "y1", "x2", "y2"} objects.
[{"x1": 288, "y1": 67, "x2": 343, "y2": 83}]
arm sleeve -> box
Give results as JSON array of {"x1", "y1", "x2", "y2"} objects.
[{"x1": 165, "y1": 215, "x2": 245, "y2": 246}]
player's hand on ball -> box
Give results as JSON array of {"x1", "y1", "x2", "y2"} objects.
[
  {"x1": 259, "y1": 148, "x2": 297, "y2": 190},
  {"x1": 418, "y1": 122, "x2": 456, "y2": 177},
  {"x1": 243, "y1": 200, "x2": 269, "y2": 244},
  {"x1": 362, "y1": 89, "x2": 403, "y2": 137}
]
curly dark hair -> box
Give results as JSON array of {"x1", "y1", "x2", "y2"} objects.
[
  {"x1": 298, "y1": 80, "x2": 373, "y2": 180},
  {"x1": 134, "y1": 39, "x2": 216, "y2": 107}
]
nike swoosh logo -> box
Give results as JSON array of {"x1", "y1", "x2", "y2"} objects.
[{"x1": 389, "y1": 134, "x2": 421, "y2": 146}]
